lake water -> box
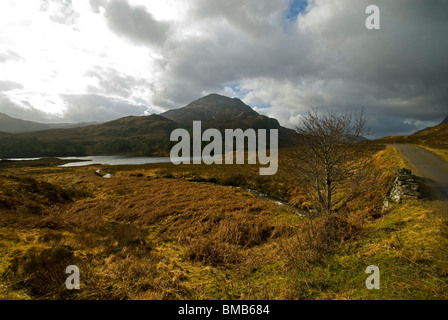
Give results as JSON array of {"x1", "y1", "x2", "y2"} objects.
[{"x1": 58, "y1": 155, "x2": 220, "y2": 167}]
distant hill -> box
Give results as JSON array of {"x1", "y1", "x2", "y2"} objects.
[
  {"x1": 0, "y1": 94, "x2": 297, "y2": 158},
  {"x1": 356, "y1": 136, "x2": 369, "y2": 142},
  {"x1": 377, "y1": 121, "x2": 448, "y2": 149},
  {"x1": 413, "y1": 115, "x2": 448, "y2": 134},
  {"x1": 407, "y1": 121, "x2": 448, "y2": 148},
  {"x1": 0, "y1": 114, "x2": 178, "y2": 158},
  {"x1": 0, "y1": 112, "x2": 97, "y2": 133},
  {"x1": 17, "y1": 114, "x2": 178, "y2": 141},
  {"x1": 441, "y1": 115, "x2": 448, "y2": 124}
]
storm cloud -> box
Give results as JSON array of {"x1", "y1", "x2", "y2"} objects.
[
  {"x1": 102, "y1": 0, "x2": 170, "y2": 47},
  {"x1": 0, "y1": 0, "x2": 447, "y2": 137}
]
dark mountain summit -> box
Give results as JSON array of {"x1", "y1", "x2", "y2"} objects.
[
  {"x1": 162, "y1": 94, "x2": 258, "y2": 124},
  {"x1": 161, "y1": 93, "x2": 281, "y2": 131},
  {"x1": 161, "y1": 93, "x2": 295, "y2": 146}
]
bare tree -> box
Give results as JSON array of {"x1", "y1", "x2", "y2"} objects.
[{"x1": 294, "y1": 109, "x2": 372, "y2": 216}]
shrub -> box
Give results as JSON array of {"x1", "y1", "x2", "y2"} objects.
[
  {"x1": 186, "y1": 238, "x2": 241, "y2": 266},
  {"x1": 282, "y1": 215, "x2": 360, "y2": 273},
  {"x1": 3, "y1": 245, "x2": 77, "y2": 299}
]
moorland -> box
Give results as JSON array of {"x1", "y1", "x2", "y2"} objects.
[{"x1": 1, "y1": 143, "x2": 447, "y2": 300}]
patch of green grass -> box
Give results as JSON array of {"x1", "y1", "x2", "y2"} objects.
[{"x1": 289, "y1": 200, "x2": 448, "y2": 300}]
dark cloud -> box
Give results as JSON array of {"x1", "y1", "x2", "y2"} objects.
[
  {"x1": 192, "y1": 0, "x2": 288, "y2": 39},
  {"x1": 152, "y1": 7, "x2": 314, "y2": 109},
  {"x1": 149, "y1": 0, "x2": 448, "y2": 137},
  {"x1": 103, "y1": 0, "x2": 169, "y2": 47}
]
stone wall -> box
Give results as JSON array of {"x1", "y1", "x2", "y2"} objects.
[{"x1": 383, "y1": 168, "x2": 421, "y2": 209}]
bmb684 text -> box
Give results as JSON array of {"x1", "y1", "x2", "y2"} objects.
[{"x1": 222, "y1": 304, "x2": 270, "y2": 315}]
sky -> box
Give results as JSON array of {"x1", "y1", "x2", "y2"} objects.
[{"x1": 0, "y1": 0, "x2": 447, "y2": 138}]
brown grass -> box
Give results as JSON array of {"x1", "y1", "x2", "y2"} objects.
[
  {"x1": 1, "y1": 144, "x2": 447, "y2": 300},
  {"x1": 0, "y1": 164, "x2": 302, "y2": 299}
]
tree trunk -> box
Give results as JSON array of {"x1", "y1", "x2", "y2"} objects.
[{"x1": 326, "y1": 178, "x2": 332, "y2": 215}]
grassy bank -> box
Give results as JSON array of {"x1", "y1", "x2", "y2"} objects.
[{"x1": 280, "y1": 146, "x2": 448, "y2": 299}]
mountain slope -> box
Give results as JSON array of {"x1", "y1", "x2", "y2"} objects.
[
  {"x1": 413, "y1": 115, "x2": 448, "y2": 134},
  {"x1": 408, "y1": 122, "x2": 448, "y2": 148},
  {"x1": 0, "y1": 112, "x2": 97, "y2": 133},
  {"x1": 16, "y1": 114, "x2": 178, "y2": 141},
  {"x1": 377, "y1": 122, "x2": 448, "y2": 149},
  {"x1": 0, "y1": 94, "x2": 298, "y2": 158},
  {"x1": 0, "y1": 112, "x2": 51, "y2": 133},
  {"x1": 0, "y1": 115, "x2": 178, "y2": 158}
]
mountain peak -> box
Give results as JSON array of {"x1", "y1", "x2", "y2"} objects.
[
  {"x1": 185, "y1": 93, "x2": 254, "y2": 113},
  {"x1": 194, "y1": 93, "x2": 242, "y2": 102},
  {"x1": 200, "y1": 93, "x2": 231, "y2": 100},
  {"x1": 441, "y1": 115, "x2": 448, "y2": 124},
  {"x1": 161, "y1": 93, "x2": 258, "y2": 124}
]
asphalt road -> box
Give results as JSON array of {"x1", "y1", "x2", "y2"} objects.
[{"x1": 390, "y1": 144, "x2": 448, "y2": 201}]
